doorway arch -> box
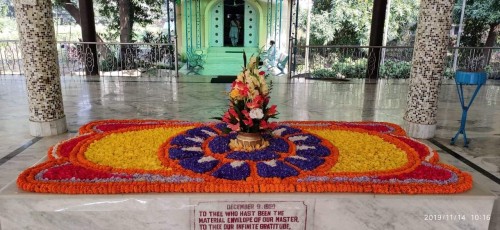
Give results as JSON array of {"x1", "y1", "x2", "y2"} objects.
[{"x1": 205, "y1": 0, "x2": 261, "y2": 48}]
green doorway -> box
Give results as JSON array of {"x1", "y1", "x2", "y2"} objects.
[
  {"x1": 224, "y1": 0, "x2": 245, "y2": 47},
  {"x1": 209, "y1": 0, "x2": 258, "y2": 48}
]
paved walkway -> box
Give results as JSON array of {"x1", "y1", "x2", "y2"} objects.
[{"x1": 0, "y1": 75, "x2": 498, "y2": 227}]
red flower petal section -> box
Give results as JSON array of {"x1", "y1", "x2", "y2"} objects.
[
  {"x1": 42, "y1": 164, "x2": 130, "y2": 180},
  {"x1": 59, "y1": 135, "x2": 91, "y2": 158},
  {"x1": 377, "y1": 164, "x2": 452, "y2": 181},
  {"x1": 394, "y1": 136, "x2": 431, "y2": 160},
  {"x1": 337, "y1": 123, "x2": 392, "y2": 133}
]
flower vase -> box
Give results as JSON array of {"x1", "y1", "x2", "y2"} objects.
[{"x1": 236, "y1": 132, "x2": 264, "y2": 150}]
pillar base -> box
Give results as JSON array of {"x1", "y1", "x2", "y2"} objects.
[
  {"x1": 29, "y1": 117, "x2": 67, "y2": 137},
  {"x1": 403, "y1": 120, "x2": 436, "y2": 139}
]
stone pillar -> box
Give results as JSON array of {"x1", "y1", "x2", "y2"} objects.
[
  {"x1": 13, "y1": 0, "x2": 67, "y2": 136},
  {"x1": 403, "y1": 0, "x2": 454, "y2": 139}
]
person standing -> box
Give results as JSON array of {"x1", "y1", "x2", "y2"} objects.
[
  {"x1": 266, "y1": 40, "x2": 277, "y2": 68},
  {"x1": 229, "y1": 15, "x2": 241, "y2": 46}
]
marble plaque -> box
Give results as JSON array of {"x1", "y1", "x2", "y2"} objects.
[{"x1": 193, "y1": 201, "x2": 308, "y2": 230}]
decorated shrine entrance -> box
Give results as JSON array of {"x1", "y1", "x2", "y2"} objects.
[
  {"x1": 209, "y1": 0, "x2": 259, "y2": 48},
  {"x1": 181, "y1": 0, "x2": 285, "y2": 75}
]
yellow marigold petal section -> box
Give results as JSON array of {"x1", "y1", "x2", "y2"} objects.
[
  {"x1": 306, "y1": 129, "x2": 408, "y2": 173},
  {"x1": 84, "y1": 127, "x2": 192, "y2": 170}
]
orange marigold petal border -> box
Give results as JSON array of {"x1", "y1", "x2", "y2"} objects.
[{"x1": 17, "y1": 120, "x2": 473, "y2": 194}]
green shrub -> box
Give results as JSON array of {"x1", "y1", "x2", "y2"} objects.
[
  {"x1": 443, "y1": 68, "x2": 455, "y2": 79},
  {"x1": 379, "y1": 60, "x2": 411, "y2": 79},
  {"x1": 310, "y1": 58, "x2": 367, "y2": 79},
  {"x1": 99, "y1": 56, "x2": 118, "y2": 72},
  {"x1": 309, "y1": 59, "x2": 420, "y2": 79},
  {"x1": 332, "y1": 58, "x2": 367, "y2": 78},
  {"x1": 311, "y1": 69, "x2": 338, "y2": 78}
]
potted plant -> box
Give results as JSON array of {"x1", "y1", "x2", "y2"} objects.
[
  {"x1": 214, "y1": 55, "x2": 279, "y2": 152},
  {"x1": 451, "y1": 55, "x2": 488, "y2": 147},
  {"x1": 455, "y1": 55, "x2": 487, "y2": 85}
]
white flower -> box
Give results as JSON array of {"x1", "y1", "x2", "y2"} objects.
[{"x1": 249, "y1": 108, "x2": 264, "y2": 119}]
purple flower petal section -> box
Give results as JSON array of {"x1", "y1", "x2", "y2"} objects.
[
  {"x1": 168, "y1": 147, "x2": 204, "y2": 160},
  {"x1": 267, "y1": 138, "x2": 289, "y2": 152},
  {"x1": 257, "y1": 161, "x2": 299, "y2": 178},
  {"x1": 296, "y1": 145, "x2": 331, "y2": 157},
  {"x1": 208, "y1": 136, "x2": 231, "y2": 153},
  {"x1": 226, "y1": 150, "x2": 279, "y2": 161},
  {"x1": 179, "y1": 157, "x2": 219, "y2": 173},
  {"x1": 212, "y1": 162, "x2": 250, "y2": 180},
  {"x1": 273, "y1": 126, "x2": 301, "y2": 136},
  {"x1": 215, "y1": 123, "x2": 228, "y2": 132},
  {"x1": 288, "y1": 134, "x2": 322, "y2": 145},
  {"x1": 170, "y1": 135, "x2": 202, "y2": 147},
  {"x1": 186, "y1": 127, "x2": 217, "y2": 139},
  {"x1": 285, "y1": 156, "x2": 325, "y2": 171}
]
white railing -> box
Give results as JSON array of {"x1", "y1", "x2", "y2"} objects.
[
  {"x1": 289, "y1": 45, "x2": 500, "y2": 79},
  {"x1": 0, "y1": 40, "x2": 178, "y2": 77},
  {"x1": 2, "y1": 40, "x2": 499, "y2": 79}
]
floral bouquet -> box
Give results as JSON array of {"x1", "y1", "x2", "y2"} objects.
[{"x1": 215, "y1": 55, "x2": 279, "y2": 151}]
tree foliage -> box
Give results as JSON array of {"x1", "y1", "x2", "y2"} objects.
[
  {"x1": 0, "y1": 0, "x2": 11, "y2": 32},
  {"x1": 312, "y1": 0, "x2": 333, "y2": 13},
  {"x1": 453, "y1": 0, "x2": 500, "y2": 47},
  {"x1": 96, "y1": 0, "x2": 163, "y2": 42},
  {"x1": 459, "y1": 0, "x2": 500, "y2": 26},
  {"x1": 304, "y1": 0, "x2": 420, "y2": 46}
]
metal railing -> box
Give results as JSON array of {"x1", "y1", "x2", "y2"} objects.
[
  {"x1": 290, "y1": 45, "x2": 500, "y2": 79},
  {"x1": 0, "y1": 41, "x2": 23, "y2": 75},
  {"x1": 0, "y1": 40, "x2": 178, "y2": 77},
  {"x1": 2, "y1": 40, "x2": 499, "y2": 79},
  {"x1": 446, "y1": 47, "x2": 500, "y2": 78}
]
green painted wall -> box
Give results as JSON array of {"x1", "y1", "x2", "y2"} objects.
[{"x1": 178, "y1": 0, "x2": 285, "y2": 55}]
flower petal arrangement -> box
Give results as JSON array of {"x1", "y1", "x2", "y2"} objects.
[
  {"x1": 17, "y1": 120, "x2": 473, "y2": 194},
  {"x1": 217, "y1": 56, "x2": 278, "y2": 133}
]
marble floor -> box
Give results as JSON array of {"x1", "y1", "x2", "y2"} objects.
[{"x1": 0, "y1": 75, "x2": 499, "y2": 228}]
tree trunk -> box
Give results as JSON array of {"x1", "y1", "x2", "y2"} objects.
[
  {"x1": 59, "y1": 0, "x2": 104, "y2": 43},
  {"x1": 118, "y1": 0, "x2": 134, "y2": 43},
  {"x1": 366, "y1": 0, "x2": 388, "y2": 79},
  {"x1": 118, "y1": 0, "x2": 134, "y2": 70},
  {"x1": 484, "y1": 23, "x2": 499, "y2": 65},
  {"x1": 59, "y1": 0, "x2": 113, "y2": 64},
  {"x1": 78, "y1": 0, "x2": 99, "y2": 76}
]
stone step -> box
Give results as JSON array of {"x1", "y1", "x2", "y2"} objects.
[
  {"x1": 199, "y1": 63, "x2": 243, "y2": 76},
  {"x1": 208, "y1": 46, "x2": 260, "y2": 54},
  {"x1": 204, "y1": 54, "x2": 246, "y2": 63}
]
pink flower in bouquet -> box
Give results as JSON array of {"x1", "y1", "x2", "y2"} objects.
[
  {"x1": 241, "y1": 110, "x2": 254, "y2": 126},
  {"x1": 222, "y1": 111, "x2": 232, "y2": 123},
  {"x1": 227, "y1": 122, "x2": 240, "y2": 131},
  {"x1": 246, "y1": 95, "x2": 264, "y2": 109},
  {"x1": 228, "y1": 108, "x2": 239, "y2": 119},
  {"x1": 267, "y1": 105, "x2": 277, "y2": 116},
  {"x1": 259, "y1": 120, "x2": 278, "y2": 130}
]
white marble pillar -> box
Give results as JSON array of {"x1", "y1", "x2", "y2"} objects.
[
  {"x1": 403, "y1": 0, "x2": 454, "y2": 139},
  {"x1": 13, "y1": 0, "x2": 67, "y2": 136}
]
